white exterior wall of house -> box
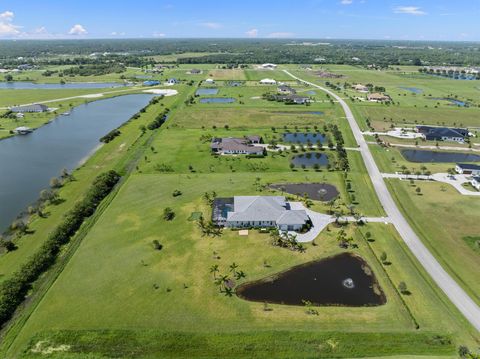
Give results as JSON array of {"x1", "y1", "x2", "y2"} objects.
[
  {"x1": 471, "y1": 178, "x2": 480, "y2": 190},
  {"x1": 456, "y1": 165, "x2": 480, "y2": 176}
]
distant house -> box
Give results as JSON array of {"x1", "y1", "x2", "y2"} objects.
[
  {"x1": 166, "y1": 78, "x2": 179, "y2": 85},
  {"x1": 13, "y1": 126, "x2": 32, "y2": 134},
  {"x1": 205, "y1": 78, "x2": 215, "y2": 84},
  {"x1": 15, "y1": 113, "x2": 24, "y2": 119},
  {"x1": 455, "y1": 163, "x2": 480, "y2": 176},
  {"x1": 259, "y1": 78, "x2": 277, "y2": 85},
  {"x1": 417, "y1": 126, "x2": 469, "y2": 143},
  {"x1": 143, "y1": 80, "x2": 160, "y2": 86},
  {"x1": 353, "y1": 84, "x2": 369, "y2": 93},
  {"x1": 261, "y1": 63, "x2": 277, "y2": 70},
  {"x1": 211, "y1": 136, "x2": 264, "y2": 155},
  {"x1": 273, "y1": 94, "x2": 310, "y2": 104},
  {"x1": 471, "y1": 176, "x2": 480, "y2": 191},
  {"x1": 367, "y1": 93, "x2": 391, "y2": 102},
  {"x1": 17, "y1": 64, "x2": 33, "y2": 71},
  {"x1": 277, "y1": 85, "x2": 296, "y2": 94},
  {"x1": 214, "y1": 196, "x2": 309, "y2": 231},
  {"x1": 11, "y1": 104, "x2": 48, "y2": 113}
]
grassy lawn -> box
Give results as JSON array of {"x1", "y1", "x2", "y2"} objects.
[
  {"x1": 0, "y1": 87, "x2": 192, "y2": 284},
  {"x1": 1, "y1": 65, "x2": 477, "y2": 358},
  {"x1": 386, "y1": 179, "x2": 480, "y2": 306},
  {"x1": 5, "y1": 173, "x2": 463, "y2": 357}
]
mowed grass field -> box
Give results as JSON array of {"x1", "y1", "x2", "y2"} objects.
[
  {"x1": 386, "y1": 179, "x2": 480, "y2": 306},
  {"x1": 1, "y1": 65, "x2": 478, "y2": 358},
  {"x1": 6, "y1": 173, "x2": 467, "y2": 357}
]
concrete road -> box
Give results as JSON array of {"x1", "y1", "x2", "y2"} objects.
[{"x1": 284, "y1": 70, "x2": 480, "y2": 332}]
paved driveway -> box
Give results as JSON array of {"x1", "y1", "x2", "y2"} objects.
[{"x1": 287, "y1": 202, "x2": 334, "y2": 242}]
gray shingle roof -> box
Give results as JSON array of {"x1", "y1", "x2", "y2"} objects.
[{"x1": 227, "y1": 196, "x2": 308, "y2": 226}]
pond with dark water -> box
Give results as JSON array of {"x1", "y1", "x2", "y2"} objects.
[
  {"x1": 282, "y1": 132, "x2": 325, "y2": 144},
  {"x1": 399, "y1": 87, "x2": 423, "y2": 94},
  {"x1": 0, "y1": 94, "x2": 154, "y2": 231},
  {"x1": 236, "y1": 253, "x2": 386, "y2": 306},
  {"x1": 199, "y1": 97, "x2": 235, "y2": 104},
  {"x1": 428, "y1": 97, "x2": 467, "y2": 107},
  {"x1": 196, "y1": 88, "x2": 219, "y2": 95},
  {"x1": 269, "y1": 183, "x2": 339, "y2": 201},
  {"x1": 291, "y1": 152, "x2": 329, "y2": 167},
  {"x1": 401, "y1": 149, "x2": 480, "y2": 163}
]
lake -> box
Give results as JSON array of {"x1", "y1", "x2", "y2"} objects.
[
  {"x1": 0, "y1": 81, "x2": 130, "y2": 90},
  {"x1": 0, "y1": 94, "x2": 154, "y2": 231},
  {"x1": 269, "y1": 183, "x2": 339, "y2": 201},
  {"x1": 236, "y1": 253, "x2": 386, "y2": 307},
  {"x1": 399, "y1": 86, "x2": 423, "y2": 94},
  {"x1": 401, "y1": 149, "x2": 480, "y2": 163},
  {"x1": 291, "y1": 152, "x2": 329, "y2": 167},
  {"x1": 429, "y1": 97, "x2": 467, "y2": 107},
  {"x1": 282, "y1": 132, "x2": 325, "y2": 144},
  {"x1": 199, "y1": 97, "x2": 235, "y2": 104},
  {"x1": 195, "y1": 88, "x2": 219, "y2": 95}
]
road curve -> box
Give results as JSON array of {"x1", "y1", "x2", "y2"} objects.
[{"x1": 284, "y1": 70, "x2": 480, "y2": 332}]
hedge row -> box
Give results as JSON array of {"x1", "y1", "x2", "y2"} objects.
[
  {"x1": 0, "y1": 170, "x2": 120, "y2": 325},
  {"x1": 100, "y1": 129, "x2": 121, "y2": 143},
  {"x1": 147, "y1": 108, "x2": 170, "y2": 130}
]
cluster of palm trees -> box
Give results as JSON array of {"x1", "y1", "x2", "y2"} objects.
[
  {"x1": 197, "y1": 216, "x2": 222, "y2": 237},
  {"x1": 337, "y1": 228, "x2": 354, "y2": 248},
  {"x1": 209, "y1": 262, "x2": 246, "y2": 297},
  {"x1": 270, "y1": 231, "x2": 305, "y2": 252}
]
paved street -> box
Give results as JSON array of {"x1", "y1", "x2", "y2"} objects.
[{"x1": 284, "y1": 70, "x2": 480, "y2": 332}]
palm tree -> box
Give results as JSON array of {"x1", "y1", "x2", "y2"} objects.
[
  {"x1": 229, "y1": 262, "x2": 239, "y2": 273},
  {"x1": 210, "y1": 264, "x2": 219, "y2": 279}
]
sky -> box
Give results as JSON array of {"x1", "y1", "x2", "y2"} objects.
[{"x1": 0, "y1": 0, "x2": 479, "y2": 41}]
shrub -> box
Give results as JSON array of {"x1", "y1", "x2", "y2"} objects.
[
  {"x1": 163, "y1": 207, "x2": 175, "y2": 221},
  {"x1": 152, "y1": 240, "x2": 163, "y2": 250}
]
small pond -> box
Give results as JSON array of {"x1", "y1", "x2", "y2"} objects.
[
  {"x1": 399, "y1": 86, "x2": 423, "y2": 94},
  {"x1": 291, "y1": 152, "x2": 329, "y2": 167},
  {"x1": 401, "y1": 149, "x2": 480, "y2": 163},
  {"x1": 200, "y1": 97, "x2": 235, "y2": 104},
  {"x1": 304, "y1": 90, "x2": 316, "y2": 95},
  {"x1": 0, "y1": 81, "x2": 130, "y2": 90},
  {"x1": 196, "y1": 88, "x2": 219, "y2": 95},
  {"x1": 236, "y1": 253, "x2": 386, "y2": 307},
  {"x1": 282, "y1": 132, "x2": 325, "y2": 144},
  {"x1": 270, "y1": 183, "x2": 339, "y2": 201},
  {"x1": 429, "y1": 97, "x2": 467, "y2": 107}
]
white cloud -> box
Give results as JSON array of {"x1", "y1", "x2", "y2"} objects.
[
  {"x1": 0, "y1": 10, "x2": 14, "y2": 20},
  {"x1": 34, "y1": 26, "x2": 48, "y2": 34},
  {"x1": 340, "y1": 0, "x2": 353, "y2": 4},
  {"x1": 201, "y1": 22, "x2": 222, "y2": 29},
  {"x1": 0, "y1": 10, "x2": 20, "y2": 36},
  {"x1": 394, "y1": 6, "x2": 426, "y2": 15},
  {"x1": 245, "y1": 28, "x2": 258, "y2": 38},
  {"x1": 153, "y1": 32, "x2": 166, "y2": 38},
  {"x1": 267, "y1": 32, "x2": 294, "y2": 38},
  {"x1": 69, "y1": 24, "x2": 87, "y2": 35},
  {"x1": 111, "y1": 31, "x2": 126, "y2": 36}
]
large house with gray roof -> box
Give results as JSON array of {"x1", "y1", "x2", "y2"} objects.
[
  {"x1": 213, "y1": 196, "x2": 310, "y2": 231},
  {"x1": 416, "y1": 126, "x2": 469, "y2": 143},
  {"x1": 211, "y1": 136, "x2": 264, "y2": 155}
]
